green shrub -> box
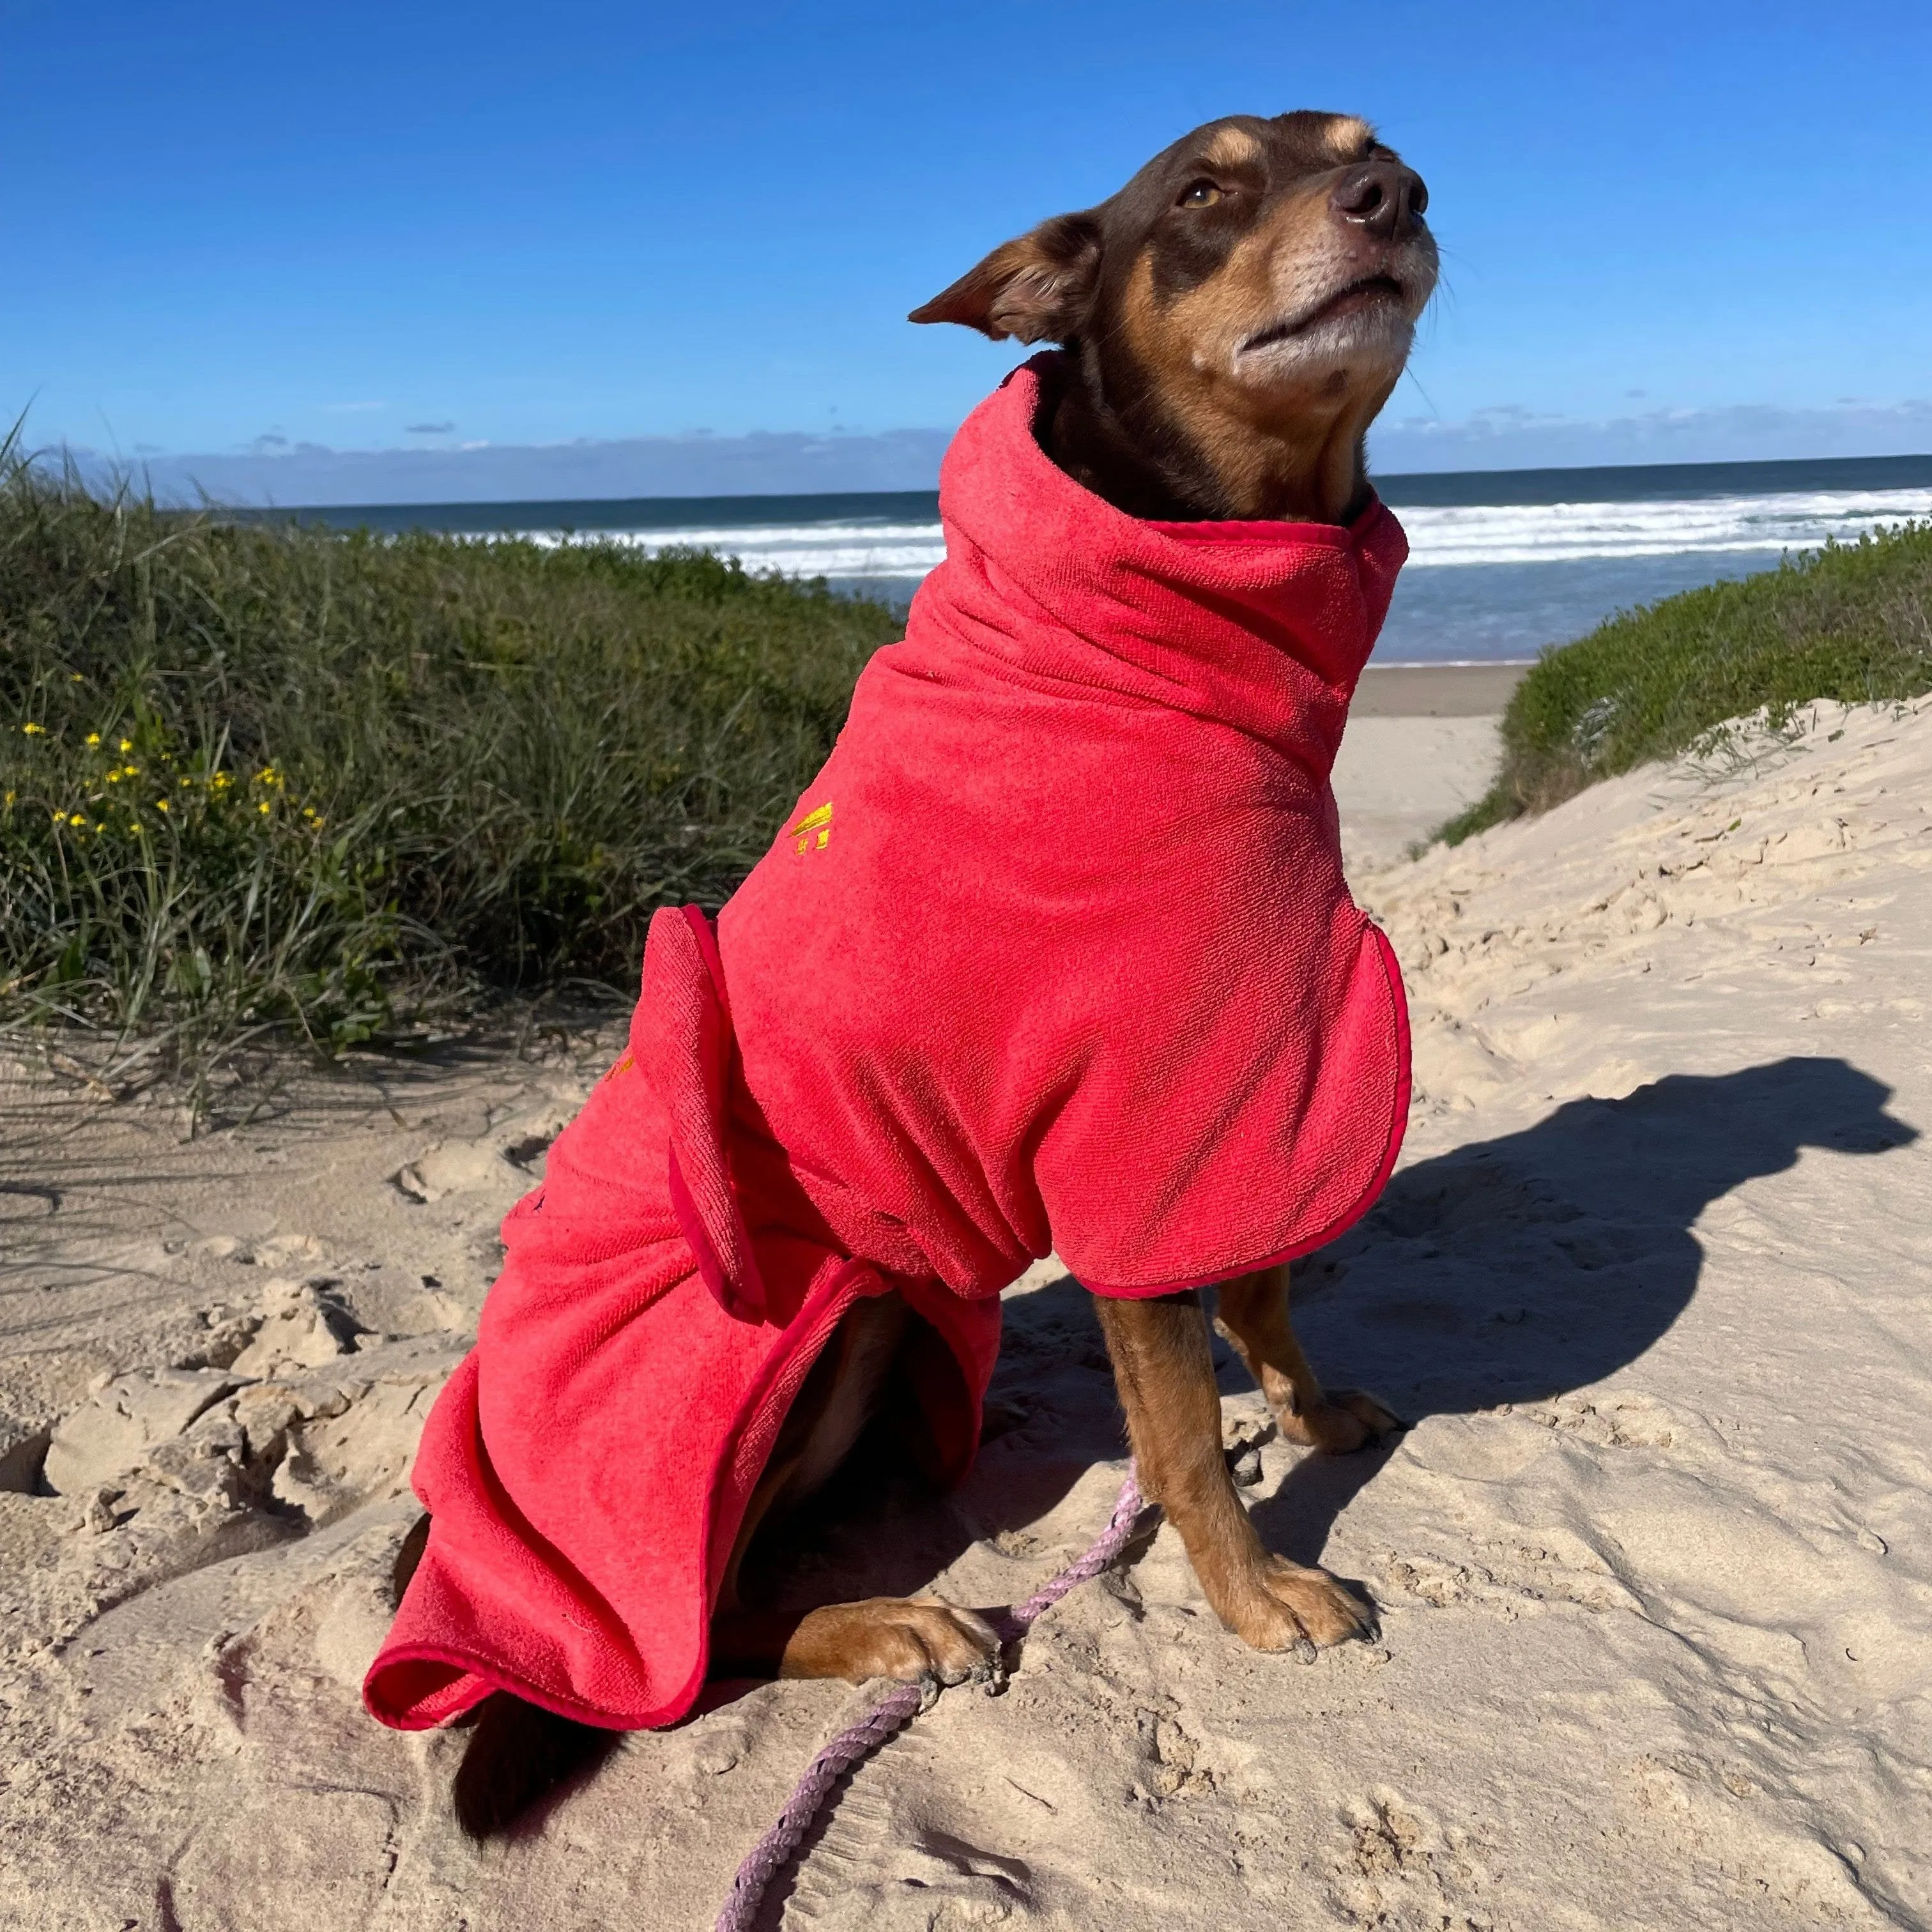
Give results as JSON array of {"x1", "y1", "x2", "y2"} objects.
[
  {"x1": 1439, "y1": 521, "x2": 1932, "y2": 845},
  {"x1": 0, "y1": 435, "x2": 900, "y2": 1068}
]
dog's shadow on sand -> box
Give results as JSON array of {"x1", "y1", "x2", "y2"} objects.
[
  {"x1": 744, "y1": 1055, "x2": 1917, "y2": 1609},
  {"x1": 1251, "y1": 1053, "x2": 1917, "y2": 1566}
]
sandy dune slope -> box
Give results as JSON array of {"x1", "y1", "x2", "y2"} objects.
[
  {"x1": 1331, "y1": 713, "x2": 1500, "y2": 870},
  {"x1": 1, "y1": 699, "x2": 1927, "y2": 1931}
]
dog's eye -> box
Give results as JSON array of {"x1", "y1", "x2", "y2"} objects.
[{"x1": 1177, "y1": 180, "x2": 1225, "y2": 208}]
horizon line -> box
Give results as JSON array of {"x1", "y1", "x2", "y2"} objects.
[{"x1": 177, "y1": 448, "x2": 1932, "y2": 519}]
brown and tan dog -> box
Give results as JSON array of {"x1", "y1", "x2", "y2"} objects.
[{"x1": 406, "y1": 109, "x2": 1438, "y2": 1836}]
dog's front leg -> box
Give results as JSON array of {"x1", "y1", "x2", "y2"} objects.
[
  {"x1": 1213, "y1": 1264, "x2": 1404, "y2": 1452},
  {"x1": 1092, "y1": 1290, "x2": 1374, "y2": 1650}
]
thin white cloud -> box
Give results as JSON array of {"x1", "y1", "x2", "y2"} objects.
[
  {"x1": 1373, "y1": 399, "x2": 1932, "y2": 471},
  {"x1": 64, "y1": 425, "x2": 949, "y2": 505},
  {"x1": 59, "y1": 398, "x2": 1932, "y2": 507}
]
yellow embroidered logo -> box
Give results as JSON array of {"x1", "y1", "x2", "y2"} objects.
[{"x1": 788, "y1": 801, "x2": 832, "y2": 854}]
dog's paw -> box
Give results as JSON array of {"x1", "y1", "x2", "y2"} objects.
[
  {"x1": 781, "y1": 1596, "x2": 1002, "y2": 1687},
  {"x1": 1221, "y1": 1556, "x2": 1377, "y2": 1651},
  {"x1": 1278, "y1": 1388, "x2": 1406, "y2": 1454}
]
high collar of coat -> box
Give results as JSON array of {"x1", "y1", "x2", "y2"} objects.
[{"x1": 911, "y1": 353, "x2": 1407, "y2": 775}]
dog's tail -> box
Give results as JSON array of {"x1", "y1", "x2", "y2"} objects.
[
  {"x1": 390, "y1": 1510, "x2": 431, "y2": 1607},
  {"x1": 454, "y1": 1694, "x2": 619, "y2": 1840},
  {"x1": 390, "y1": 1511, "x2": 618, "y2": 1840}
]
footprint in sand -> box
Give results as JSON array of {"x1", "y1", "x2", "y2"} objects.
[
  {"x1": 392, "y1": 1104, "x2": 571, "y2": 1204},
  {"x1": 781, "y1": 1723, "x2": 1042, "y2": 1930},
  {"x1": 1329, "y1": 1786, "x2": 1493, "y2": 1931},
  {"x1": 28, "y1": 1264, "x2": 463, "y2": 1648},
  {"x1": 392, "y1": 1141, "x2": 505, "y2": 1204}
]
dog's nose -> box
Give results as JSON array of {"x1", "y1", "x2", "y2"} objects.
[{"x1": 1331, "y1": 161, "x2": 1428, "y2": 239}]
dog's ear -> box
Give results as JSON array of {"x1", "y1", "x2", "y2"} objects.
[{"x1": 908, "y1": 212, "x2": 1102, "y2": 343}]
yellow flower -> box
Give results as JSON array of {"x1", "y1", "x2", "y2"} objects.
[
  {"x1": 154, "y1": 799, "x2": 169, "y2": 812},
  {"x1": 22, "y1": 723, "x2": 44, "y2": 736},
  {"x1": 105, "y1": 772, "x2": 119, "y2": 784},
  {"x1": 85, "y1": 732, "x2": 101, "y2": 747},
  {"x1": 93, "y1": 822, "x2": 104, "y2": 833},
  {"x1": 119, "y1": 739, "x2": 132, "y2": 751},
  {"x1": 257, "y1": 801, "x2": 271, "y2": 815},
  {"x1": 68, "y1": 813, "x2": 85, "y2": 826}
]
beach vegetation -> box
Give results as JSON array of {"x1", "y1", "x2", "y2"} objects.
[
  {"x1": 1438, "y1": 521, "x2": 1932, "y2": 845},
  {"x1": 0, "y1": 433, "x2": 899, "y2": 1087}
]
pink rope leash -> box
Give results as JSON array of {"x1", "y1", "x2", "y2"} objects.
[{"x1": 712, "y1": 1464, "x2": 1149, "y2": 1932}]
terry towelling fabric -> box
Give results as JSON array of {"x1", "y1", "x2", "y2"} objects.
[{"x1": 364, "y1": 353, "x2": 1413, "y2": 1735}]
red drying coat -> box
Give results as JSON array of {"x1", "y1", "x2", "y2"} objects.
[{"x1": 364, "y1": 353, "x2": 1412, "y2": 1735}]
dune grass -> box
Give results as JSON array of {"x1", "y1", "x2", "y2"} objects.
[
  {"x1": 13, "y1": 421, "x2": 1928, "y2": 1084},
  {"x1": 1438, "y1": 520, "x2": 1932, "y2": 845},
  {"x1": 0, "y1": 434, "x2": 901, "y2": 1084}
]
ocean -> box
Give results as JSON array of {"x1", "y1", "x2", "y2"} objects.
[{"x1": 280, "y1": 453, "x2": 1932, "y2": 664}]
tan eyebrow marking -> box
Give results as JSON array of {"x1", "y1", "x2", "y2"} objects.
[
  {"x1": 1325, "y1": 116, "x2": 1377, "y2": 161},
  {"x1": 1202, "y1": 124, "x2": 1264, "y2": 171}
]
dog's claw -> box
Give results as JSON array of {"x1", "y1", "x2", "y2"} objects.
[
  {"x1": 1282, "y1": 1388, "x2": 1406, "y2": 1455},
  {"x1": 1334, "y1": 1388, "x2": 1406, "y2": 1435},
  {"x1": 1218, "y1": 1554, "x2": 1377, "y2": 1652}
]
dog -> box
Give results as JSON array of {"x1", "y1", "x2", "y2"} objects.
[{"x1": 383, "y1": 108, "x2": 1437, "y2": 1838}]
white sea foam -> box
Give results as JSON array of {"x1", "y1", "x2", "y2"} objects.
[
  {"x1": 1395, "y1": 487, "x2": 1932, "y2": 568},
  {"x1": 511, "y1": 486, "x2": 1932, "y2": 582},
  {"x1": 526, "y1": 520, "x2": 947, "y2": 579}
]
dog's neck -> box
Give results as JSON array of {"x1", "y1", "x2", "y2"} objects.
[{"x1": 1041, "y1": 347, "x2": 1390, "y2": 527}]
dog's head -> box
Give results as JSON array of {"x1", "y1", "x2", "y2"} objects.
[{"x1": 912, "y1": 112, "x2": 1438, "y2": 523}]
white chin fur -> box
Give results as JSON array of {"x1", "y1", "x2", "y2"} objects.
[{"x1": 1231, "y1": 307, "x2": 1414, "y2": 387}]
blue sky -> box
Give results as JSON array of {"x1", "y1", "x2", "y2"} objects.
[{"x1": 6, "y1": 0, "x2": 1929, "y2": 496}]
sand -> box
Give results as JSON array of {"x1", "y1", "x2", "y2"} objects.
[
  {"x1": 1330, "y1": 663, "x2": 1522, "y2": 870},
  {"x1": 3, "y1": 688, "x2": 1928, "y2": 1931},
  {"x1": 1351, "y1": 663, "x2": 1529, "y2": 719}
]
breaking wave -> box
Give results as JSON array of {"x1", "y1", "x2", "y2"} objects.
[{"x1": 513, "y1": 487, "x2": 1931, "y2": 581}]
